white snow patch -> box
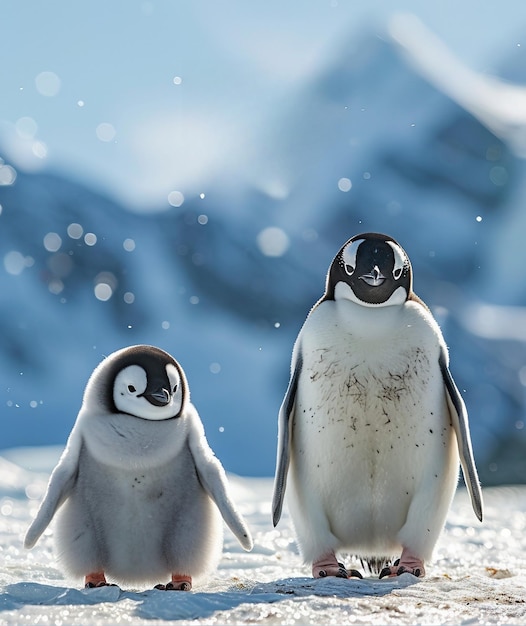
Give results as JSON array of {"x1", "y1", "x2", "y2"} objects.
[{"x1": 1, "y1": 447, "x2": 525, "y2": 625}]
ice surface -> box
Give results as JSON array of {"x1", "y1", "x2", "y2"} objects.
[{"x1": 1, "y1": 446, "x2": 525, "y2": 625}]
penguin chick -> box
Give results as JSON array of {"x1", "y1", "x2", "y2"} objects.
[
  {"x1": 25, "y1": 344, "x2": 253, "y2": 590},
  {"x1": 272, "y1": 233, "x2": 483, "y2": 580}
]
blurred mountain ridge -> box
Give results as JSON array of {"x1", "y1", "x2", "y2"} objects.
[{"x1": 2, "y1": 18, "x2": 526, "y2": 483}]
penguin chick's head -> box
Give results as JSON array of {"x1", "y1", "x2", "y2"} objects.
[
  {"x1": 326, "y1": 232, "x2": 412, "y2": 307},
  {"x1": 85, "y1": 345, "x2": 188, "y2": 420}
]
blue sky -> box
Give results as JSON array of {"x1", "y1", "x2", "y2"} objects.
[{"x1": 2, "y1": 1, "x2": 524, "y2": 210}]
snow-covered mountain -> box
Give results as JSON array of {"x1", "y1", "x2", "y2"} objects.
[{"x1": 2, "y1": 20, "x2": 526, "y2": 484}]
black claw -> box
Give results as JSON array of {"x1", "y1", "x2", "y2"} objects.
[
  {"x1": 157, "y1": 581, "x2": 191, "y2": 591},
  {"x1": 85, "y1": 582, "x2": 96, "y2": 588},
  {"x1": 379, "y1": 567, "x2": 391, "y2": 579},
  {"x1": 349, "y1": 569, "x2": 363, "y2": 579},
  {"x1": 336, "y1": 567, "x2": 348, "y2": 579},
  {"x1": 379, "y1": 562, "x2": 422, "y2": 579},
  {"x1": 318, "y1": 569, "x2": 327, "y2": 578}
]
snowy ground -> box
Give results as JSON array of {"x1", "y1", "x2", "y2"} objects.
[{"x1": 1, "y1": 447, "x2": 525, "y2": 625}]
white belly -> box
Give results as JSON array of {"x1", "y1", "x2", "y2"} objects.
[
  {"x1": 288, "y1": 299, "x2": 458, "y2": 559},
  {"x1": 55, "y1": 442, "x2": 222, "y2": 584}
]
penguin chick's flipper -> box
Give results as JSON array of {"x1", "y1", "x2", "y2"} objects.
[
  {"x1": 24, "y1": 435, "x2": 81, "y2": 549},
  {"x1": 272, "y1": 350, "x2": 303, "y2": 527},
  {"x1": 378, "y1": 551, "x2": 425, "y2": 579},
  {"x1": 439, "y1": 348, "x2": 483, "y2": 522},
  {"x1": 154, "y1": 575, "x2": 192, "y2": 591},
  {"x1": 312, "y1": 552, "x2": 363, "y2": 579},
  {"x1": 186, "y1": 406, "x2": 253, "y2": 551}
]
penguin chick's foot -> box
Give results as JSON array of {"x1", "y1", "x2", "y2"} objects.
[
  {"x1": 312, "y1": 553, "x2": 363, "y2": 579},
  {"x1": 379, "y1": 550, "x2": 425, "y2": 579},
  {"x1": 85, "y1": 571, "x2": 118, "y2": 588},
  {"x1": 154, "y1": 574, "x2": 192, "y2": 591}
]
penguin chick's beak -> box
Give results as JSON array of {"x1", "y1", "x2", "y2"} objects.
[
  {"x1": 359, "y1": 265, "x2": 385, "y2": 287},
  {"x1": 140, "y1": 388, "x2": 171, "y2": 407}
]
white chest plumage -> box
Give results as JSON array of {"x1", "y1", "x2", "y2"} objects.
[
  {"x1": 297, "y1": 298, "x2": 444, "y2": 453},
  {"x1": 78, "y1": 410, "x2": 188, "y2": 471},
  {"x1": 288, "y1": 298, "x2": 457, "y2": 556}
]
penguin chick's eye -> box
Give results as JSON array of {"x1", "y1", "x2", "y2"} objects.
[
  {"x1": 173, "y1": 384, "x2": 178, "y2": 393},
  {"x1": 345, "y1": 264, "x2": 355, "y2": 276},
  {"x1": 127, "y1": 385, "x2": 136, "y2": 393}
]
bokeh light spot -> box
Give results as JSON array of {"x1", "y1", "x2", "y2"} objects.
[
  {"x1": 489, "y1": 166, "x2": 508, "y2": 186},
  {"x1": 96, "y1": 123, "x2": 116, "y2": 142},
  {"x1": 32, "y1": 141, "x2": 48, "y2": 159},
  {"x1": 67, "y1": 223, "x2": 83, "y2": 239},
  {"x1": 257, "y1": 227, "x2": 290, "y2": 257},
  {"x1": 4, "y1": 251, "x2": 26, "y2": 275},
  {"x1": 94, "y1": 270, "x2": 118, "y2": 301},
  {"x1": 123, "y1": 238, "x2": 136, "y2": 252},
  {"x1": 35, "y1": 71, "x2": 61, "y2": 97},
  {"x1": 43, "y1": 232, "x2": 62, "y2": 252},
  {"x1": 15, "y1": 117, "x2": 38, "y2": 139},
  {"x1": 0, "y1": 164, "x2": 17, "y2": 186},
  {"x1": 48, "y1": 279, "x2": 64, "y2": 294},
  {"x1": 337, "y1": 177, "x2": 352, "y2": 192},
  {"x1": 168, "y1": 190, "x2": 185, "y2": 207},
  {"x1": 94, "y1": 283, "x2": 113, "y2": 301}
]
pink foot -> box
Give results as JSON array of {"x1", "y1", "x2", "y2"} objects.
[
  {"x1": 154, "y1": 574, "x2": 192, "y2": 591},
  {"x1": 312, "y1": 553, "x2": 363, "y2": 579},
  {"x1": 379, "y1": 549, "x2": 425, "y2": 579},
  {"x1": 84, "y1": 571, "x2": 118, "y2": 588}
]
